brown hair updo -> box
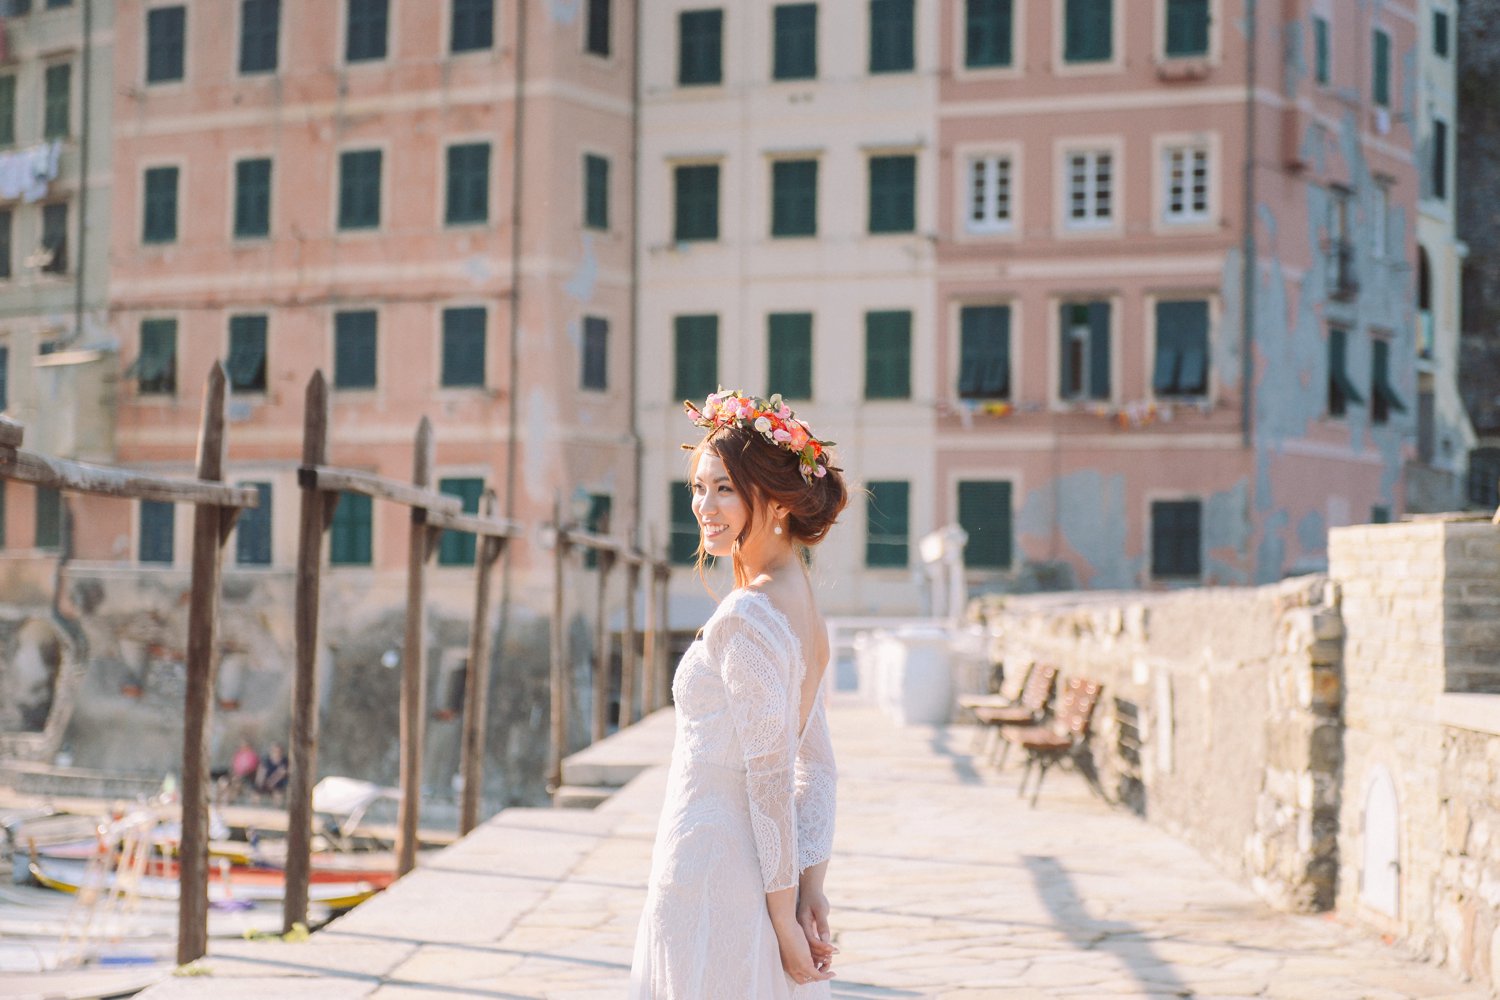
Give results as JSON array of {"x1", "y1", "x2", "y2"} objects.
[{"x1": 688, "y1": 421, "x2": 848, "y2": 588}]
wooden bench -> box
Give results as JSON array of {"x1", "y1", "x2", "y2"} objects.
[
  {"x1": 1004, "y1": 676, "x2": 1103, "y2": 808},
  {"x1": 958, "y1": 662, "x2": 1034, "y2": 750},
  {"x1": 970, "y1": 663, "x2": 1058, "y2": 767}
]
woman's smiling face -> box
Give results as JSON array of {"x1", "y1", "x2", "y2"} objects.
[{"x1": 691, "y1": 451, "x2": 750, "y2": 558}]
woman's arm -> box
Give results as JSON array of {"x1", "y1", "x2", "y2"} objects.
[{"x1": 798, "y1": 860, "x2": 834, "y2": 968}]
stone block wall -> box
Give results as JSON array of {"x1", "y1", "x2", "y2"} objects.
[{"x1": 973, "y1": 574, "x2": 1342, "y2": 912}]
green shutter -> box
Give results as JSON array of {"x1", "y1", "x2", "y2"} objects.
[
  {"x1": 1151, "y1": 500, "x2": 1202, "y2": 578},
  {"x1": 43, "y1": 63, "x2": 70, "y2": 139},
  {"x1": 240, "y1": 0, "x2": 280, "y2": 73},
  {"x1": 235, "y1": 482, "x2": 273, "y2": 565},
  {"x1": 768, "y1": 313, "x2": 813, "y2": 399},
  {"x1": 674, "y1": 164, "x2": 719, "y2": 241},
  {"x1": 234, "y1": 158, "x2": 272, "y2": 238},
  {"x1": 35, "y1": 487, "x2": 61, "y2": 550},
  {"x1": 674, "y1": 314, "x2": 718, "y2": 400},
  {"x1": 1327, "y1": 325, "x2": 1363, "y2": 416},
  {"x1": 957, "y1": 481, "x2": 1012, "y2": 569},
  {"x1": 958, "y1": 306, "x2": 1010, "y2": 399},
  {"x1": 142, "y1": 166, "x2": 179, "y2": 244},
  {"x1": 870, "y1": 0, "x2": 914, "y2": 73},
  {"x1": 41, "y1": 202, "x2": 66, "y2": 274},
  {"x1": 582, "y1": 493, "x2": 612, "y2": 569},
  {"x1": 669, "y1": 481, "x2": 698, "y2": 564},
  {"x1": 771, "y1": 159, "x2": 817, "y2": 237},
  {"x1": 139, "y1": 501, "x2": 175, "y2": 564},
  {"x1": 1432, "y1": 119, "x2": 1448, "y2": 200},
  {"x1": 437, "y1": 477, "x2": 485, "y2": 565},
  {"x1": 451, "y1": 0, "x2": 494, "y2": 53},
  {"x1": 334, "y1": 310, "x2": 377, "y2": 389},
  {"x1": 0, "y1": 75, "x2": 16, "y2": 146},
  {"x1": 441, "y1": 307, "x2": 486, "y2": 387},
  {"x1": 581, "y1": 315, "x2": 609, "y2": 390},
  {"x1": 446, "y1": 143, "x2": 491, "y2": 225},
  {"x1": 1153, "y1": 300, "x2": 1209, "y2": 396},
  {"x1": 678, "y1": 9, "x2": 724, "y2": 85},
  {"x1": 1064, "y1": 0, "x2": 1112, "y2": 63},
  {"x1": 1371, "y1": 338, "x2": 1406, "y2": 424},
  {"x1": 146, "y1": 6, "x2": 185, "y2": 83},
  {"x1": 865, "y1": 480, "x2": 909, "y2": 567},
  {"x1": 1314, "y1": 16, "x2": 1329, "y2": 85},
  {"x1": 586, "y1": 0, "x2": 612, "y2": 57},
  {"x1": 1088, "y1": 301, "x2": 1111, "y2": 399},
  {"x1": 329, "y1": 492, "x2": 373, "y2": 565},
  {"x1": 0, "y1": 210, "x2": 12, "y2": 280},
  {"x1": 1373, "y1": 29, "x2": 1390, "y2": 106},
  {"x1": 1164, "y1": 0, "x2": 1208, "y2": 58},
  {"x1": 864, "y1": 310, "x2": 911, "y2": 399},
  {"x1": 346, "y1": 0, "x2": 389, "y2": 61},
  {"x1": 585, "y1": 154, "x2": 610, "y2": 230},
  {"x1": 773, "y1": 4, "x2": 817, "y2": 80},
  {"x1": 138, "y1": 318, "x2": 178, "y2": 395},
  {"x1": 965, "y1": 0, "x2": 1013, "y2": 68},
  {"x1": 1434, "y1": 10, "x2": 1449, "y2": 58},
  {"x1": 868, "y1": 155, "x2": 915, "y2": 233},
  {"x1": 227, "y1": 315, "x2": 268, "y2": 392},
  {"x1": 338, "y1": 149, "x2": 382, "y2": 230}
]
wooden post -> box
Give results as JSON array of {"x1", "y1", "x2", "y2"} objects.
[
  {"x1": 284, "y1": 372, "x2": 331, "y2": 934},
  {"x1": 458, "y1": 491, "x2": 503, "y2": 835},
  {"x1": 656, "y1": 566, "x2": 671, "y2": 710},
  {"x1": 548, "y1": 497, "x2": 567, "y2": 791},
  {"x1": 642, "y1": 558, "x2": 659, "y2": 712},
  {"x1": 619, "y1": 559, "x2": 640, "y2": 727},
  {"x1": 177, "y1": 364, "x2": 231, "y2": 966},
  {"x1": 397, "y1": 418, "x2": 436, "y2": 877},
  {"x1": 591, "y1": 549, "x2": 616, "y2": 743}
]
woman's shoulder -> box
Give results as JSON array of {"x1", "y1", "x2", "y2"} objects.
[{"x1": 703, "y1": 587, "x2": 793, "y2": 645}]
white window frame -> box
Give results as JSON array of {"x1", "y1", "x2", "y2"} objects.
[
  {"x1": 1062, "y1": 147, "x2": 1115, "y2": 231},
  {"x1": 964, "y1": 154, "x2": 1014, "y2": 235},
  {"x1": 1162, "y1": 144, "x2": 1210, "y2": 224}
]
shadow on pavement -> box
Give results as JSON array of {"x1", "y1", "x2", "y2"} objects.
[{"x1": 924, "y1": 727, "x2": 983, "y2": 785}]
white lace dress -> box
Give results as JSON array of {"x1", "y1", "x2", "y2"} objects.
[{"x1": 629, "y1": 588, "x2": 837, "y2": 999}]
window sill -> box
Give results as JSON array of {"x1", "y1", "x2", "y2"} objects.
[{"x1": 1156, "y1": 58, "x2": 1212, "y2": 82}]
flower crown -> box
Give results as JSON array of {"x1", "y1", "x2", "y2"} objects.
[{"x1": 684, "y1": 389, "x2": 835, "y2": 483}]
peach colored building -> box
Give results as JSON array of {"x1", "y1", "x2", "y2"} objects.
[{"x1": 932, "y1": 0, "x2": 1422, "y2": 589}]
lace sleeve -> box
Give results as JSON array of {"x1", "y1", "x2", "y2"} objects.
[
  {"x1": 706, "y1": 597, "x2": 800, "y2": 893},
  {"x1": 795, "y1": 693, "x2": 836, "y2": 873}
]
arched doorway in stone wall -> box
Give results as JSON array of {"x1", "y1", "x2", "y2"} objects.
[
  {"x1": 0, "y1": 618, "x2": 79, "y2": 762},
  {"x1": 1360, "y1": 764, "x2": 1401, "y2": 919}
]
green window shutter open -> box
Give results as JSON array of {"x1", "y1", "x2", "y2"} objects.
[
  {"x1": 142, "y1": 166, "x2": 179, "y2": 244},
  {"x1": 346, "y1": 0, "x2": 389, "y2": 62},
  {"x1": 1164, "y1": 0, "x2": 1209, "y2": 57},
  {"x1": 0, "y1": 75, "x2": 16, "y2": 146},
  {"x1": 581, "y1": 315, "x2": 608, "y2": 390},
  {"x1": 674, "y1": 314, "x2": 718, "y2": 400},
  {"x1": 958, "y1": 305, "x2": 1011, "y2": 399},
  {"x1": 1153, "y1": 300, "x2": 1210, "y2": 397},
  {"x1": 864, "y1": 310, "x2": 911, "y2": 399},
  {"x1": 451, "y1": 0, "x2": 494, "y2": 53},
  {"x1": 870, "y1": 0, "x2": 914, "y2": 73},
  {"x1": 139, "y1": 501, "x2": 175, "y2": 564},
  {"x1": 1151, "y1": 500, "x2": 1202, "y2": 578},
  {"x1": 235, "y1": 482, "x2": 273, "y2": 565},
  {"x1": 441, "y1": 307, "x2": 486, "y2": 387},
  {"x1": 586, "y1": 0, "x2": 612, "y2": 56},
  {"x1": 1371, "y1": 338, "x2": 1406, "y2": 425},
  {"x1": 965, "y1": 0, "x2": 1013, "y2": 68},
  {"x1": 1058, "y1": 301, "x2": 1110, "y2": 401},
  {"x1": 445, "y1": 143, "x2": 491, "y2": 225},
  {"x1": 240, "y1": 0, "x2": 280, "y2": 73},
  {"x1": 1314, "y1": 16, "x2": 1329, "y2": 84},
  {"x1": 582, "y1": 493, "x2": 612, "y2": 568},
  {"x1": 771, "y1": 159, "x2": 817, "y2": 237},
  {"x1": 334, "y1": 310, "x2": 377, "y2": 389},
  {"x1": 1373, "y1": 29, "x2": 1391, "y2": 106},
  {"x1": 138, "y1": 318, "x2": 178, "y2": 395},
  {"x1": 674, "y1": 164, "x2": 720, "y2": 242},
  {"x1": 329, "y1": 492, "x2": 373, "y2": 565},
  {"x1": 146, "y1": 6, "x2": 185, "y2": 83},
  {"x1": 36, "y1": 487, "x2": 62, "y2": 550},
  {"x1": 41, "y1": 202, "x2": 67, "y2": 273},
  {"x1": 865, "y1": 480, "x2": 909, "y2": 568},
  {"x1": 585, "y1": 154, "x2": 610, "y2": 230},
  {"x1": 958, "y1": 481, "x2": 1012, "y2": 569},
  {"x1": 669, "y1": 481, "x2": 698, "y2": 564},
  {"x1": 1064, "y1": 0, "x2": 1112, "y2": 63},
  {"x1": 773, "y1": 4, "x2": 817, "y2": 80},
  {"x1": 437, "y1": 477, "x2": 485, "y2": 565},
  {"x1": 339, "y1": 149, "x2": 382, "y2": 230},
  {"x1": 868, "y1": 155, "x2": 915, "y2": 233},
  {"x1": 768, "y1": 312, "x2": 813, "y2": 400},
  {"x1": 234, "y1": 158, "x2": 272, "y2": 238},
  {"x1": 679, "y1": 9, "x2": 724, "y2": 85},
  {"x1": 43, "y1": 63, "x2": 70, "y2": 139},
  {"x1": 227, "y1": 315, "x2": 268, "y2": 392},
  {"x1": 1327, "y1": 326, "x2": 1363, "y2": 417}
]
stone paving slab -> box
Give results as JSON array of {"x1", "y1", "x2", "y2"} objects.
[{"x1": 135, "y1": 697, "x2": 1494, "y2": 999}]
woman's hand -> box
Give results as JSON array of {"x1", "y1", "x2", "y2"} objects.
[
  {"x1": 797, "y1": 888, "x2": 835, "y2": 970},
  {"x1": 774, "y1": 914, "x2": 835, "y2": 986}
]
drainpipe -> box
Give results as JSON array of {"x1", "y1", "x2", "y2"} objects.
[
  {"x1": 628, "y1": 0, "x2": 643, "y2": 547},
  {"x1": 1240, "y1": 0, "x2": 1257, "y2": 449}
]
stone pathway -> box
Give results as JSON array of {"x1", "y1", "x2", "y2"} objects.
[{"x1": 134, "y1": 697, "x2": 1492, "y2": 999}]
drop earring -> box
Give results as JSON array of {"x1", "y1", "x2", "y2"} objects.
[{"x1": 773, "y1": 520, "x2": 783, "y2": 535}]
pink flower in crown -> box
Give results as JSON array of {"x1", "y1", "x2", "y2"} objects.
[
  {"x1": 776, "y1": 403, "x2": 792, "y2": 420},
  {"x1": 788, "y1": 424, "x2": 809, "y2": 450},
  {"x1": 772, "y1": 427, "x2": 792, "y2": 443}
]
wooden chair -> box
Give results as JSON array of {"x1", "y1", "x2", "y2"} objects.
[
  {"x1": 958, "y1": 662, "x2": 1034, "y2": 750},
  {"x1": 1005, "y1": 677, "x2": 1103, "y2": 808},
  {"x1": 971, "y1": 663, "x2": 1058, "y2": 766}
]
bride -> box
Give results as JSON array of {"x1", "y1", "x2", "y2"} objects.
[{"x1": 629, "y1": 390, "x2": 848, "y2": 998}]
